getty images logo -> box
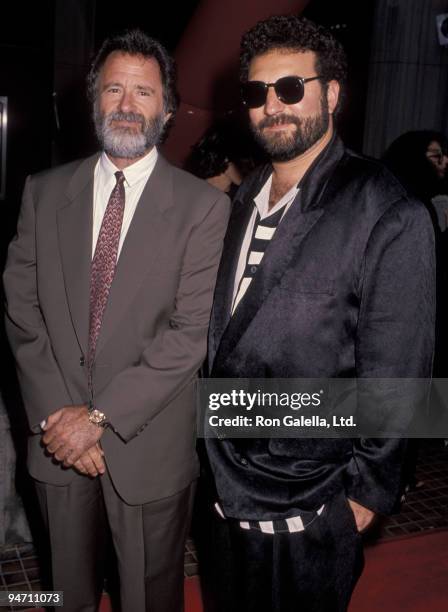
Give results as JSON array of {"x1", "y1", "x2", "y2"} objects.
[{"x1": 208, "y1": 389, "x2": 323, "y2": 411}]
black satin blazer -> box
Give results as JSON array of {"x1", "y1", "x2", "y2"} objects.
[{"x1": 205, "y1": 134, "x2": 436, "y2": 520}]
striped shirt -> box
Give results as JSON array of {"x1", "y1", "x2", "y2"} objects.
[
  {"x1": 214, "y1": 502, "x2": 325, "y2": 534},
  {"x1": 232, "y1": 175, "x2": 299, "y2": 314}
]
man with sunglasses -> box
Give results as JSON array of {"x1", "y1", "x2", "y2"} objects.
[{"x1": 203, "y1": 15, "x2": 435, "y2": 612}]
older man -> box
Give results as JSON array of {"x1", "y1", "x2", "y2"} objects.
[
  {"x1": 204, "y1": 16, "x2": 435, "y2": 612},
  {"x1": 4, "y1": 29, "x2": 229, "y2": 612}
]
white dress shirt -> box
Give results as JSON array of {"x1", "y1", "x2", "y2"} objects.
[
  {"x1": 231, "y1": 174, "x2": 299, "y2": 313},
  {"x1": 92, "y1": 147, "x2": 158, "y2": 258}
]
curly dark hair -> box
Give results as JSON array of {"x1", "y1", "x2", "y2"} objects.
[
  {"x1": 87, "y1": 29, "x2": 178, "y2": 118},
  {"x1": 186, "y1": 117, "x2": 258, "y2": 180},
  {"x1": 240, "y1": 15, "x2": 347, "y2": 107},
  {"x1": 187, "y1": 127, "x2": 230, "y2": 179}
]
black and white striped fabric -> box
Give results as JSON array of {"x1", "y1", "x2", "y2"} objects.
[
  {"x1": 232, "y1": 204, "x2": 287, "y2": 314},
  {"x1": 214, "y1": 502, "x2": 325, "y2": 534}
]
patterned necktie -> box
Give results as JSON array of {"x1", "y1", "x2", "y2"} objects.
[{"x1": 88, "y1": 170, "x2": 126, "y2": 371}]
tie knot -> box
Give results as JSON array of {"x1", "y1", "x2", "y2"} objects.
[{"x1": 115, "y1": 171, "x2": 125, "y2": 185}]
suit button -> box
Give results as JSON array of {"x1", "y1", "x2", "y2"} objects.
[
  {"x1": 79, "y1": 356, "x2": 85, "y2": 366},
  {"x1": 240, "y1": 457, "x2": 248, "y2": 466},
  {"x1": 250, "y1": 266, "x2": 257, "y2": 274}
]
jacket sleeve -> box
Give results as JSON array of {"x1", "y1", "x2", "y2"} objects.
[
  {"x1": 96, "y1": 192, "x2": 231, "y2": 442},
  {"x1": 345, "y1": 197, "x2": 436, "y2": 514},
  {"x1": 3, "y1": 176, "x2": 73, "y2": 431}
]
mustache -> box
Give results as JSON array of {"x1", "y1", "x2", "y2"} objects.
[
  {"x1": 105, "y1": 111, "x2": 146, "y2": 127},
  {"x1": 258, "y1": 114, "x2": 301, "y2": 130}
]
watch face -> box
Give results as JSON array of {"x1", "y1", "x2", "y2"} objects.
[{"x1": 90, "y1": 409, "x2": 106, "y2": 425}]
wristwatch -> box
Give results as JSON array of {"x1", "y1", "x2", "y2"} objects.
[{"x1": 88, "y1": 407, "x2": 108, "y2": 428}]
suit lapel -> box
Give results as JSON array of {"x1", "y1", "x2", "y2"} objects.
[
  {"x1": 210, "y1": 199, "x2": 253, "y2": 357},
  {"x1": 57, "y1": 154, "x2": 98, "y2": 356},
  {"x1": 212, "y1": 195, "x2": 323, "y2": 371},
  {"x1": 94, "y1": 155, "x2": 172, "y2": 357},
  {"x1": 209, "y1": 164, "x2": 272, "y2": 365}
]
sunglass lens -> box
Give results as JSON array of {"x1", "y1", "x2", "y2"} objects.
[
  {"x1": 241, "y1": 81, "x2": 267, "y2": 108},
  {"x1": 275, "y1": 76, "x2": 304, "y2": 104},
  {"x1": 241, "y1": 77, "x2": 306, "y2": 107}
]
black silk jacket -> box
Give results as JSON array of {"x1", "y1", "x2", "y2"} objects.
[{"x1": 205, "y1": 134, "x2": 436, "y2": 520}]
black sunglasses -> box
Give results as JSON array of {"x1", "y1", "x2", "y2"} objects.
[{"x1": 241, "y1": 75, "x2": 323, "y2": 108}]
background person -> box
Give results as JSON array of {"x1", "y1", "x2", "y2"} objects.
[
  {"x1": 186, "y1": 116, "x2": 259, "y2": 197},
  {"x1": 382, "y1": 130, "x2": 448, "y2": 230}
]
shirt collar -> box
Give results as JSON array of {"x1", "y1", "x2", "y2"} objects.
[
  {"x1": 253, "y1": 173, "x2": 300, "y2": 219},
  {"x1": 99, "y1": 146, "x2": 158, "y2": 188}
]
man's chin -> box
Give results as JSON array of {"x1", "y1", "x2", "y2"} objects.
[
  {"x1": 258, "y1": 133, "x2": 296, "y2": 153},
  {"x1": 104, "y1": 147, "x2": 148, "y2": 160},
  {"x1": 103, "y1": 138, "x2": 149, "y2": 160}
]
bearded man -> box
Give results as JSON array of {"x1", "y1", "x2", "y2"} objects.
[
  {"x1": 203, "y1": 16, "x2": 435, "y2": 612},
  {"x1": 4, "y1": 29, "x2": 229, "y2": 612}
]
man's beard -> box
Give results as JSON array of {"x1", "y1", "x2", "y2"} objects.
[
  {"x1": 94, "y1": 104, "x2": 166, "y2": 159},
  {"x1": 251, "y1": 96, "x2": 329, "y2": 162}
]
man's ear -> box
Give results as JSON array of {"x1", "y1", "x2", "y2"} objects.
[{"x1": 326, "y1": 80, "x2": 340, "y2": 115}]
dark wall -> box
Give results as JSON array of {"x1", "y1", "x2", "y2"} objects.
[
  {"x1": 302, "y1": 0, "x2": 376, "y2": 151},
  {"x1": 94, "y1": 0, "x2": 200, "y2": 52},
  {"x1": 0, "y1": 5, "x2": 56, "y2": 528},
  {"x1": 52, "y1": 0, "x2": 97, "y2": 165},
  {"x1": 0, "y1": 3, "x2": 55, "y2": 256}
]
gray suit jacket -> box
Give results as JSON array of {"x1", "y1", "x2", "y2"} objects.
[{"x1": 4, "y1": 152, "x2": 230, "y2": 504}]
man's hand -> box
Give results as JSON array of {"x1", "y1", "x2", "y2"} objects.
[
  {"x1": 347, "y1": 498, "x2": 376, "y2": 532},
  {"x1": 42, "y1": 405, "x2": 104, "y2": 467},
  {"x1": 73, "y1": 443, "x2": 106, "y2": 477}
]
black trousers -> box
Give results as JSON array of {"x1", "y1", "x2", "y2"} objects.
[
  {"x1": 34, "y1": 472, "x2": 195, "y2": 612},
  {"x1": 201, "y1": 491, "x2": 364, "y2": 612}
]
